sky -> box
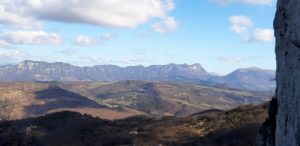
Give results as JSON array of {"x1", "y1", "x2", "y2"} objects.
[{"x1": 0, "y1": 0, "x2": 276, "y2": 74}]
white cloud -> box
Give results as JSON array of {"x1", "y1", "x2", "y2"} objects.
[
  {"x1": 0, "y1": 1, "x2": 42, "y2": 29},
  {"x1": 0, "y1": 48, "x2": 32, "y2": 65},
  {"x1": 0, "y1": 40, "x2": 9, "y2": 47},
  {"x1": 214, "y1": 0, "x2": 275, "y2": 6},
  {"x1": 75, "y1": 35, "x2": 98, "y2": 46},
  {"x1": 254, "y1": 28, "x2": 274, "y2": 42},
  {"x1": 152, "y1": 16, "x2": 178, "y2": 34},
  {"x1": 230, "y1": 15, "x2": 253, "y2": 34},
  {"x1": 0, "y1": 31, "x2": 63, "y2": 45},
  {"x1": 229, "y1": 15, "x2": 253, "y2": 42},
  {"x1": 0, "y1": 0, "x2": 176, "y2": 29},
  {"x1": 229, "y1": 15, "x2": 274, "y2": 43},
  {"x1": 74, "y1": 33, "x2": 113, "y2": 46}
]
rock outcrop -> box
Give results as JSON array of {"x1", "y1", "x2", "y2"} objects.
[
  {"x1": 275, "y1": 0, "x2": 300, "y2": 145},
  {"x1": 257, "y1": 0, "x2": 300, "y2": 145},
  {"x1": 256, "y1": 98, "x2": 277, "y2": 146}
]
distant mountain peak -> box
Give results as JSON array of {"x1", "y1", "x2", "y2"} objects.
[
  {"x1": 232, "y1": 67, "x2": 275, "y2": 76},
  {"x1": 18, "y1": 60, "x2": 41, "y2": 70},
  {"x1": 189, "y1": 63, "x2": 205, "y2": 71},
  {"x1": 190, "y1": 63, "x2": 202, "y2": 67}
]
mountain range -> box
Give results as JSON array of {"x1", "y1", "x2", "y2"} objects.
[{"x1": 0, "y1": 60, "x2": 276, "y2": 92}]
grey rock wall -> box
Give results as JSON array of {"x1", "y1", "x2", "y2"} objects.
[
  {"x1": 257, "y1": 0, "x2": 300, "y2": 146},
  {"x1": 274, "y1": 0, "x2": 300, "y2": 145},
  {"x1": 256, "y1": 98, "x2": 277, "y2": 146}
]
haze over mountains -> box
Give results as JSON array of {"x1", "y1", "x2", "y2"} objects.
[{"x1": 0, "y1": 60, "x2": 275, "y2": 92}]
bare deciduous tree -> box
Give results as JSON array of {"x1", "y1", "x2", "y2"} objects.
[{"x1": 0, "y1": 98, "x2": 14, "y2": 135}]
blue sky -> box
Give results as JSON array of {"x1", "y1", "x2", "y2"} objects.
[{"x1": 0, "y1": 0, "x2": 276, "y2": 74}]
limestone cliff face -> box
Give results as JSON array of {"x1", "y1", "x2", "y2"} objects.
[
  {"x1": 256, "y1": 98, "x2": 277, "y2": 146},
  {"x1": 257, "y1": 0, "x2": 300, "y2": 146},
  {"x1": 256, "y1": 0, "x2": 300, "y2": 146},
  {"x1": 275, "y1": 0, "x2": 300, "y2": 145}
]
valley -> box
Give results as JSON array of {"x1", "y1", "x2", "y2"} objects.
[
  {"x1": 0, "y1": 103, "x2": 269, "y2": 146},
  {"x1": 0, "y1": 66, "x2": 274, "y2": 145},
  {"x1": 0, "y1": 81, "x2": 272, "y2": 120}
]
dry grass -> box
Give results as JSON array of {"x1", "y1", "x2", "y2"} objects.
[{"x1": 47, "y1": 107, "x2": 146, "y2": 120}]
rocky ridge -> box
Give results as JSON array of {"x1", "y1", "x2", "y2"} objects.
[{"x1": 0, "y1": 60, "x2": 275, "y2": 92}]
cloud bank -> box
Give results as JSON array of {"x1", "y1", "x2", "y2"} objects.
[
  {"x1": 0, "y1": 31, "x2": 63, "y2": 45},
  {"x1": 0, "y1": 0, "x2": 176, "y2": 29}
]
